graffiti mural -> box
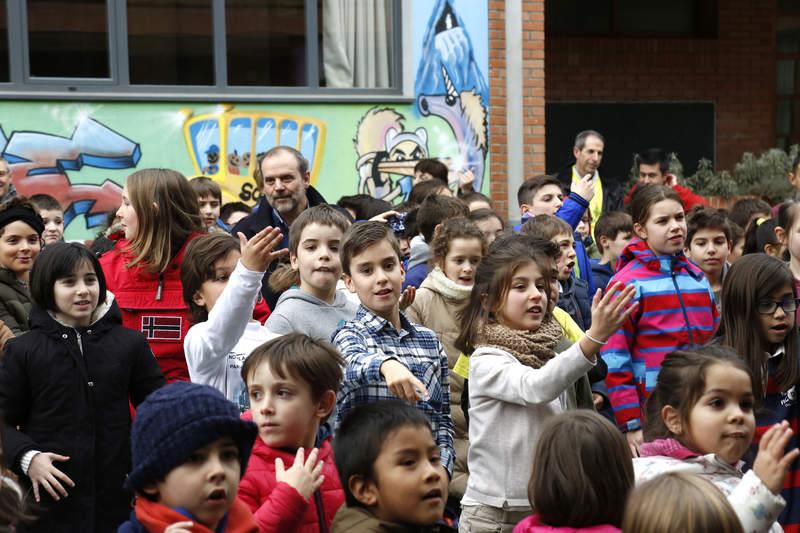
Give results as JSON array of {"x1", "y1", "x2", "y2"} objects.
[
  {"x1": 182, "y1": 105, "x2": 326, "y2": 205},
  {"x1": 0, "y1": 117, "x2": 139, "y2": 229},
  {"x1": 354, "y1": 0, "x2": 489, "y2": 203}
]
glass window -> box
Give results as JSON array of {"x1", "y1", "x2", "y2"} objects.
[
  {"x1": 27, "y1": 0, "x2": 109, "y2": 78},
  {"x1": 778, "y1": 59, "x2": 796, "y2": 96},
  {"x1": 615, "y1": 0, "x2": 694, "y2": 34},
  {"x1": 0, "y1": 1, "x2": 8, "y2": 82},
  {"x1": 226, "y1": 0, "x2": 307, "y2": 87},
  {"x1": 128, "y1": 0, "x2": 214, "y2": 85},
  {"x1": 546, "y1": 0, "x2": 612, "y2": 35}
]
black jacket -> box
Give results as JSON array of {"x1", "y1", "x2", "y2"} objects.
[
  {"x1": 231, "y1": 186, "x2": 328, "y2": 308},
  {"x1": 0, "y1": 297, "x2": 165, "y2": 533}
]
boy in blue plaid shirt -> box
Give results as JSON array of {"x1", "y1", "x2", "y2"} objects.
[{"x1": 332, "y1": 221, "x2": 455, "y2": 477}]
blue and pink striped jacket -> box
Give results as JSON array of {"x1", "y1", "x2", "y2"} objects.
[{"x1": 601, "y1": 238, "x2": 719, "y2": 431}]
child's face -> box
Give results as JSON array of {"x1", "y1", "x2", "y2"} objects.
[
  {"x1": 757, "y1": 284, "x2": 796, "y2": 351},
  {"x1": 290, "y1": 223, "x2": 343, "y2": 298},
  {"x1": 789, "y1": 165, "x2": 800, "y2": 192},
  {"x1": 364, "y1": 424, "x2": 447, "y2": 526},
  {"x1": 787, "y1": 217, "x2": 800, "y2": 264},
  {"x1": 635, "y1": 199, "x2": 686, "y2": 256},
  {"x1": 224, "y1": 210, "x2": 249, "y2": 228},
  {"x1": 525, "y1": 185, "x2": 563, "y2": 217},
  {"x1": 247, "y1": 362, "x2": 327, "y2": 449},
  {"x1": 686, "y1": 228, "x2": 730, "y2": 277},
  {"x1": 683, "y1": 363, "x2": 755, "y2": 465},
  {"x1": 192, "y1": 249, "x2": 241, "y2": 314},
  {"x1": 576, "y1": 214, "x2": 590, "y2": 240},
  {"x1": 147, "y1": 436, "x2": 241, "y2": 531},
  {"x1": 496, "y1": 261, "x2": 547, "y2": 331},
  {"x1": 53, "y1": 261, "x2": 100, "y2": 328},
  {"x1": 344, "y1": 240, "x2": 404, "y2": 322},
  {"x1": 729, "y1": 237, "x2": 744, "y2": 263},
  {"x1": 117, "y1": 186, "x2": 138, "y2": 240},
  {"x1": 0, "y1": 221, "x2": 41, "y2": 277},
  {"x1": 602, "y1": 230, "x2": 632, "y2": 262},
  {"x1": 552, "y1": 232, "x2": 576, "y2": 281},
  {"x1": 39, "y1": 209, "x2": 64, "y2": 245},
  {"x1": 475, "y1": 216, "x2": 503, "y2": 245},
  {"x1": 441, "y1": 237, "x2": 482, "y2": 286},
  {"x1": 198, "y1": 195, "x2": 221, "y2": 229}
]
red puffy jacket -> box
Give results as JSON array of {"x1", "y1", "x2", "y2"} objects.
[
  {"x1": 99, "y1": 234, "x2": 201, "y2": 383},
  {"x1": 238, "y1": 436, "x2": 345, "y2": 533}
]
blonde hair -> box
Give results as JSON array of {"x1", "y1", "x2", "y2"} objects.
[
  {"x1": 622, "y1": 472, "x2": 743, "y2": 533},
  {"x1": 125, "y1": 168, "x2": 201, "y2": 273}
]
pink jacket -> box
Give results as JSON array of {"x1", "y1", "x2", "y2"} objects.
[
  {"x1": 237, "y1": 435, "x2": 345, "y2": 533},
  {"x1": 513, "y1": 515, "x2": 620, "y2": 533}
]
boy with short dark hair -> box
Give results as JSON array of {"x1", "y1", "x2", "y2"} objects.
[
  {"x1": 237, "y1": 334, "x2": 346, "y2": 532},
  {"x1": 331, "y1": 401, "x2": 454, "y2": 532},
  {"x1": 685, "y1": 207, "x2": 732, "y2": 303},
  {"x1": 414, "y1": 159, "x2": 449, "y2": 185},
  {"x1": 333, "y1": 222, "x2": 455, "y2": 478},
  {"x1": 190, "y1": 176, "x2": 224, "y2": 231},
  {"x1": 405, "y1": 195, "x2": 469, "y2": 289},
  {"x1": 29, "y1": 193, "x2": 64, "y2": 245},
  {"x1": 521, "y1": 215, "x2": 592, "y2": 331},
  {"x1": 120, "y1": 381, "x2": 259, "y2": 532},
  {"x1": 460, "y1": 191, "x2": 492, "y2": 212},
  {"x1": 590, "y1": 211, "x2": 633, "y2": 291},
  {"x1": 221, "y1": 201, "x2": 252, "y2": 229}
]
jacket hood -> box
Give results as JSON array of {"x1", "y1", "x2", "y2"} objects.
[
  {"x1": 616, "y1": 238, "x2": 703, "y2": 280},
  {"x1": 273, "y1": 287, "x2": 351, "y2": 309},
  {"x1": 407, "y1": 235, "x2": 429, "y2": 271},
  {"x1": 30, "y1": 291, "x2": 122, "y2": 334},
  {"x1": 419, "y1": 267, "x2": 473, "y2": 302}
]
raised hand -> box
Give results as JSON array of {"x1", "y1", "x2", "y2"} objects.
[
  {"x1": 753, "y1": 420, "x2": 800, "y2": 494},
  {"x1": 571, "y1": 173, "x2": 596, "y2": 203},
  {"x1": 399, "y1": 286, "x2": 416, "y2": 310},
  {"x1": 587, "y1": 283, "x2": 637, "y2": 342},
  {"x1": 275, "y1": 447, "x2": 325, "y2": 500},
  {"x1": 238, "y1": 226, "x2": 288, "y2": 273}
]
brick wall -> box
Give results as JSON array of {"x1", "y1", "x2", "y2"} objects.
[
  {"x1": 488, "y1": 0, "x2": 547, "y2": 217},
  {"x1": 545, "y1": 0, "x2": 776, "y2": 171}
]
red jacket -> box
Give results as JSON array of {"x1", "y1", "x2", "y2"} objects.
[
  {"x1": 99, "y1": 234, "x2": 201, "y2": 383},
  {"x1": 238, "y1": 436, "x2": 345, "y2": 533},
  {"x1": 624, "y1": 182, "x2": 707, "y2": 212}
]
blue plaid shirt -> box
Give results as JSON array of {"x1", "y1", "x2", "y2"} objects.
[{"x1": 332, "y1": 305, "x2": 455, "y2": 475}]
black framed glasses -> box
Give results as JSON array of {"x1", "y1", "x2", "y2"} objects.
[{"x1": 756, "y1": 298, "x2": 800, "y2": 315}]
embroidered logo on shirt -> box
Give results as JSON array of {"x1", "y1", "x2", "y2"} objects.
[
  {"x1": 781, "y1": 385, "x2": 797, "y2": 408},
  {"x1": 140, "y1": 316, "x2": 183, "y2": 340}
]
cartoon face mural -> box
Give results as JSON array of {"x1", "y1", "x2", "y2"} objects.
[{"x1": 354, "y1": 0, "x2": 490, "y2": 204}]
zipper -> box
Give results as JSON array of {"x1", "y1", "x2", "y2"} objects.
[
  {"x1": 156, "y1": 273, "x2": 164, "y2": 301},
  {"x1": 314, "y1": 489, "x2": 327, "y2": 533},
  {"x1": 671, "y1": 269, "x2": 695, "y2": 345}
]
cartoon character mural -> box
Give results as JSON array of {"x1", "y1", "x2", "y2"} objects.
[
  {"x1": 183, "y1": 105, "x2": 326, "y2": 205},
  {"x1": 353, "y1": 0, "x2": 489, "y2": 203},
  {"x1": 0, "y1": 117, "x2": 139, "y2": 229}
]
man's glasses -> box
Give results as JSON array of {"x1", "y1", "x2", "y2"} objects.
[{"x1": 756, "y1": 298, "x2": 800, "y2": 315}]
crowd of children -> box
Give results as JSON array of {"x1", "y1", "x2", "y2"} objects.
[{"x1": 3, "y1": 143, "x2": 800, "y2": 533}]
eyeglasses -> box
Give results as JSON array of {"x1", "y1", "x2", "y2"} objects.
[{"x1": 756, "y1": 298, "x2": 800, "y2": 315}]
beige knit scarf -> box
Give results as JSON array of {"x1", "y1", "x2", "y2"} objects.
[{"x1": 474, "y1": 317, "x2": 563, "y2": 369}]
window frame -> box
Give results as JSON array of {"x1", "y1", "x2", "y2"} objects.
[{"x1": 0, "y1": 0, "x2": 410, "y2": 102}]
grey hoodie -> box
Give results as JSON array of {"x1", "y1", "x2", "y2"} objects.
[{"x1": 265, "y1": 287, "x2": 359, "y2": 342}]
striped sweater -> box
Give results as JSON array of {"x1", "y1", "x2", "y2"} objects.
[
  {"x1": 601, "y1": 238, "x2": 719, "y2": 431},
  {"x1": 747, "y1": 347, "x2": 800, "y2": 532}
]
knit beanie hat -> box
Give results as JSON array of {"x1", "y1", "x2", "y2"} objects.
[{"x1": 126, "y1": 381, "x2": 258, "y2": 491}]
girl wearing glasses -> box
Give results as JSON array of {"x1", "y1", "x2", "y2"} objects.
[{"x1": 718, "y1": 253, "x2": 800, "y2": 530}]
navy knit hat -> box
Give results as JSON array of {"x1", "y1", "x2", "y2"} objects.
[{"x1": 126, "y1": 381, "x2": 258, "y2": 491}]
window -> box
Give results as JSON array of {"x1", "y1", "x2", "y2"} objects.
[
  {"x1": 0, "y1": 0, "x2": 7, "y2": 82},
  {"x1": 27, "y1": 0, "x2": 109, "y2": 78},
  {"x1": 776, "y1": 3, "x2": 800, "y2": 148},
  {"x1": 127, "y1": 0, "x2": 214, "y2": 86},
  {"x1": 546, "y1": 0, "x2": 718, "y2": 38},
  {"x1": 0, "y1": 0, "x2": 402, "y2": 99}
]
